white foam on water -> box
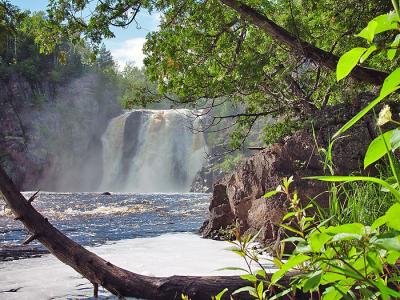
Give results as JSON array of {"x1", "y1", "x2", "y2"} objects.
[{"x1": 0, "y1": 233, "x2": 274, "y2": 299}]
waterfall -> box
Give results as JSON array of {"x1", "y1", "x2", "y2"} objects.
[
  {"x1": 99, "y1": 109, "x2": 207, "y2": 192},
  {"x1": 99, "y1": 112, "x2": 130, "y2": 190}
]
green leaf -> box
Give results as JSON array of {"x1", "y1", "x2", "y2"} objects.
[
  {"x1": 375, "y1": 279, "x2": 400, "y2": 298},
  {"x1": 386, "y1": 250, "x2": 400, "y2": 265},
  {"x1": 357, "y1": 21, "x2": 378, "y2": 42},
  {"x1": 269, "y1": 288, "x2": 292, "y2": 300},
  {"x1": 273, "y1": 258, "x2": 283, "y2": 268},
  {"x1": 322, "y1": 285, "x2": 344, "y2": 300},
  {"x1": 360, "y1": 44, "x2": 377, "y2": 63},
  {"x1": 364, "y1": 130, "x2": 394, "y2": 169},
  {"x1": 257, "y1": 281, "x2": 264, "y2": 299},
  {"x1": 390, "y1": 128, "x2": 400, "y2": 151},
  {"x1": 373, "y1": 236, "x2": 400, "y2": 251},
  {"x1": 371, "y1": 215, "x2": 388, "y2": 231},
  {"x1": 264, "y1": 190, "x2": 280, "y2": 199},
  {"x1": 358, "y1": 13, "x2": 399, "y2": 42},
  {"x1": 321, "y1": 272, "x2": 346, "y2": 285},
  {"x1": 232, "y1": 286, "x2": 256, "y2": 296},
  {"x1": 240, "y1": 274, "x2": 257, "y2": 283},
  {"x1": 366, "y1": 251, "x2": 383, "y2": 273},
  {"x1": 248, "y1": 229, "x2": 263, "y2": 244},
  {"x1": 282, "y1": 211, "x2": 296, "y2": 221},
  {"x1": 230, "y1": 248, "x2": 246, "y2": 257},
  {"x1": 280, "y1": 224, "x2": 304, "y2": 236},
  {"x1": 388, "y1": 34, "x2": 400, "y2": 60},
  {"x1": 305, "y1": 176, "x2": 400, "y2": 201},
  {"x1": 380, "y1": 67, "x2": 400, "y2": 99},
  {"x1": 333, "y1": 68, "x2": 400, "y2": 140},
  {"x1": 326, "y1": 223, "x2": 366, "y2": 235},
  {"x1": 322, "y1": 278, "x2": 356, "y2": 300},
  {"x1": 337, "y1": 47, "x2": 367, "y2": 81},
  {"x1": 372, "y1": 13, "x2": 399, "y2": 34},
  {"x1": 214, "y1": 288, "x2": 228, "y2": 300},
  {"x1": 281, "y1": 236, "x2": 306, "y2": 243},
  {"x1": 330, "y1": 233, "x2": 363, "y2": 242},
  {"x1": 256, "y1": 269, "x2": 267, "y2": 278},
  {"x1": 217, "y1": 266, "x2": 249, "y2": 273},
  {"x1": 332, "y1": 94, "x2": 384, "y2": 139},
  {"x1": 385, "y1": 203, "x2": 400, "y2": 230},
  {"x1": 294, "y1": 242, "x2": 312, "y2": 253},
  {"x1": 271, "y1": 254, "x2": 310, "y2": 284},
  {"x1": 309, "y1": 232, "x2": 331, "y2": 252},
  {"x1": 303, "y1": 271, "x2": 322, "y2": 292}
]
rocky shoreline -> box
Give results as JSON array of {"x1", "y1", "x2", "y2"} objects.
[{"x1": 200, "y1": 100, "x2": 379, "y2": 249}]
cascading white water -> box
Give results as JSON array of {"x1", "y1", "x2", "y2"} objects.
[
  {"x1": 99, "y1": 112, "x2": 130, "y2": 190},
  {"x1": 99, "y1": 109, "x2": 207, "y2": 192}
]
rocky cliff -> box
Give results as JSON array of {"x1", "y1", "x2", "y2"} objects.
[
  {"x1": 0, "y1": 72, "x2": 121, "y2": 190},
  {"x1": 201, "y1": 100, "x2": 378, "y2": 249}
]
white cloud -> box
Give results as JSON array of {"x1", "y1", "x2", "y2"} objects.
[{"x1": 111, "y1": 37, "x2": 146, "y2": 70}]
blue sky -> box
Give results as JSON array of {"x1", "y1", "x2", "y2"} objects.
[{"x1": 12, "y1": 0, "x2": 160, "y2": 68}]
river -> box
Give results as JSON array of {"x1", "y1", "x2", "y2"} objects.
[{"x1": 0, "y1": 192, "x2": 256, "y2": 299}]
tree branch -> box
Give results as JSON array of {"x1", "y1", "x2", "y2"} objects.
[{"x1": 219, "y1": 0, "x2": 388, "y2": 86}]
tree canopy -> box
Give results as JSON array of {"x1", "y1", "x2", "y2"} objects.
[{"x1": 28, "y1": 0, "x2": 399, "y2": 147}]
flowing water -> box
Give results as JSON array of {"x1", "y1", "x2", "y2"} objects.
[
  {"x1": 99, "y1": 109, "x2": 207, "y2": 192},
  {"x1": 0, "y1": 192, "x2": 209, "y2": 248},
  {"x1": 0, "y1": 192, "x2": 270, "y2": 300},
  {"x1": 0, "y1": 109, "x2": 251, "y2": 299}
]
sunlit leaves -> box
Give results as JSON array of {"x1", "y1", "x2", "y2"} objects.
[
  {"x1": 380, "y1": 67, "x2": 400, "y2": 98},
  {"x1": 364, "y1": 130, "x2": 394, "y2": 169},
  {"x1": 357, "y1": 13, "x2": 399, "y2": 42},
  {"x1": 271, "y1": 254, "x2": 310, "y2": 284},
  {"x1": 336, "y1": 47, "x2": 366, "y2": 81}
]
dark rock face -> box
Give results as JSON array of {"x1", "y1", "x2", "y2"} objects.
[
  {"x1": 190, "y1": 152, "x2": 225, "y2": 193},
  {"x1": 201, "y1": 101, "x2": 377, "y2": 248}
]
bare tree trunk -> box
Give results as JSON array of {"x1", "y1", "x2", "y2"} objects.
[
  {"x1": 220, "y1": 0, "x2": 388, "y2": 86},
  {"x1": 0, "y1": 165, "x2": 305, "y2": 299}
]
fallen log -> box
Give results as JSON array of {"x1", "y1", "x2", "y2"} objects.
[{"x1": 0, "y1": 166, "x2": 300, "y2": 299}]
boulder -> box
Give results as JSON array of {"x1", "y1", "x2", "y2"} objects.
[{"x1": 201, "y1": 100, "x2": 378, "y2": 249}]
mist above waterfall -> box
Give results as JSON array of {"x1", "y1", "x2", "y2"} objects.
[
  {"x1": 1, "y1": 71, "x2": 207, "y2": 192},
  {"x1": 99, "y1": 109, "x2": 207, "y2": 192}
]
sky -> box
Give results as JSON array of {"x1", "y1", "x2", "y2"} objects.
[{"x1": 12, "y1": 0, "x2": 160, "y2": 69}]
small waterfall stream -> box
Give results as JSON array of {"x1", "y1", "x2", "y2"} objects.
[{"x1": 99, "y1": 109, "x2": 207, "y2": 192}]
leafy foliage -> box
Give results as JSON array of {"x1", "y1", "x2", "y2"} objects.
[
  {"x1": 42, "y1": 0, "x2": 395, "y2": 149},
  {"x1": 0, "y1": 1, "x2": 116, "y2": 85},
  {"x1": 225, "y1": 3, "x2": 400, "y2": 299}
]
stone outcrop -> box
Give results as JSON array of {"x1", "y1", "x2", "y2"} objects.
[
  {"x1": 201, "y1": 100, "x2": 378, "y2": 248},
  {"x1": 190, "y1": 147, "x2": 226, "y2": 193}
]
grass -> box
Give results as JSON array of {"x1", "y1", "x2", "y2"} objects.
[{"x1": 315, "y1": 164, "x2": 396, "y2": 226}]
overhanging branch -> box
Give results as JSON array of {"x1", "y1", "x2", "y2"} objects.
[{"x1": 219, "y1": 0, "x2": 388, "y2": 86}]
